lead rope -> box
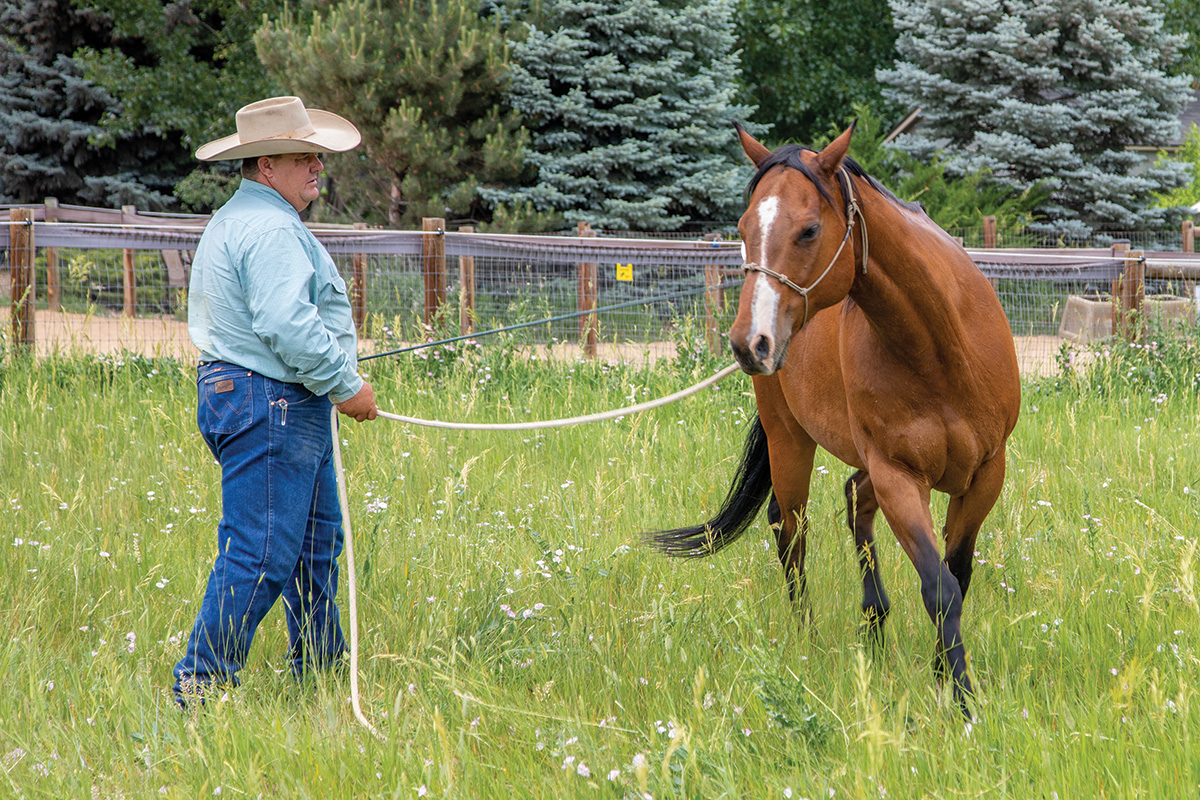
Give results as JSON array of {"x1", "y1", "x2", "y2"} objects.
[
  {"x1": 330, "y1": 361, "x2": 741, "y2": 736},
  {"x1": 330, "y1": 405, "x2": 383, "y2": 740}
]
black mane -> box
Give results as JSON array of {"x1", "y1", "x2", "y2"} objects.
[{"x1": 746, "y1": 144, "x2": 923, "y2": 216}]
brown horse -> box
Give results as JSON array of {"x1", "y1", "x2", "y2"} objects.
[{"x1": 650, "y1": 123, "x2": 1021, "y2": 716}]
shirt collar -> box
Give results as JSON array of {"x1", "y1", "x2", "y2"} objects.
[{"x1": 237, "y1": 178, "x2": 299, "y2": 217}]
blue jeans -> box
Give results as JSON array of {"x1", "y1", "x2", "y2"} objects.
[{"x1": 173, "y1": 362, "x2": 347, "y2": 703}]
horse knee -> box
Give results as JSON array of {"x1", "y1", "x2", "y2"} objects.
[{"x1": 919, "y1": 568, "x2": 963, "y2": 629}]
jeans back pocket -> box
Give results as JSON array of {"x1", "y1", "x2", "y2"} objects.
[{"x1": 200, "y1": 369, "x2": 254, "y2": 435}]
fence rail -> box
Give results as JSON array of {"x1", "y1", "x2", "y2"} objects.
[{"x1": 2, "y1": 205, "x2": 1199, "y2": 376}]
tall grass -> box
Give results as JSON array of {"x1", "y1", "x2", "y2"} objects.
[{"x1": 1, "y1": 340, "x2": 1197, "y2": 798}]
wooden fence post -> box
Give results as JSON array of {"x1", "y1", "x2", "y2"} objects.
[
  {"x1": 121, "y1": 204, "x2": 137, "y2": 317},
  {"x1": 421, "y1": 217, "x2": 447, "y2": 330},
  {"x1": 9, "y1": 208, "x2": 35, "y2": 352},
  {"x1": 1184, "y1": 219, "x2": 1195, "y2": 253},
  {"x1": 982, "y1": 215, "x2": 997, "y2": 249},
  {"x1": 703, "y1": 233, "x2": 724, "y2": 354},
  {"x1": 1110, "y1": 240, "x2": 1128, "y2": 339},
  {"x1": 44, "y1": 198, "x2": 61, "y2": 311},
  {"x1": 1111, "y1": 241, "x2": 1144, "y2": 342},
  {"x1": 351, "y1": 222, "x2": 367, "y2": 334},
  {"x1": 458, "y1": 225, "x2": 476, "y2": 335},
  {"x1": 576, "y1": 221, "x2": 598, "y2": 358}
]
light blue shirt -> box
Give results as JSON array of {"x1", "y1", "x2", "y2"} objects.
[{"x1": 188, "y1": 180, "x2": 363, "y2": 403}]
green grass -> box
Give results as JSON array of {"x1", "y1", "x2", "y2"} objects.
[{"x1": 1, "y1": 347, "x2": 1198, "y2": 798}]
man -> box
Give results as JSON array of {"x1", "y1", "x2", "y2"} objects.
[{"x1": 173, "y1": 96, "x2": 378, "y2": 707}]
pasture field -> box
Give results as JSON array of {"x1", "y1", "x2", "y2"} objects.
[{"x1": 1, "y1": 338, "x2": 1199, "y2": 799}]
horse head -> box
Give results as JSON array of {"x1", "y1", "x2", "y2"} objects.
[{"x1": 729, "y1": 123, "x2": 863, "y2": 375}]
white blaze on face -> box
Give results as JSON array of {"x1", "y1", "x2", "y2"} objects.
[{"x1": 750, "y1": 195, "x2": 782, "y2": 343}]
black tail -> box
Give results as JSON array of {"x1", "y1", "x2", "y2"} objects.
[{"x1": 647, "y1": 415, "x2": 773, "y2": 557}]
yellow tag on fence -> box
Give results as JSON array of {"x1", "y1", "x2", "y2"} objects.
[{"x1": 616, "y1": 263, "x2": 633, "y2": 282}]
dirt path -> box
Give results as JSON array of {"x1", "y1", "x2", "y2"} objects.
[{"x1": 2, "y1": 308, "x2": 1067, "y2": 377}]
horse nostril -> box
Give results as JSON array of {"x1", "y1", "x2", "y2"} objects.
[{"x1": 752, "y1": 334, "x2": 772, "y2": 363}]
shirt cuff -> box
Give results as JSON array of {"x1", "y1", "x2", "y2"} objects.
[{"x1": 328, "y1": 372, "x2": 364, "y2": 405}]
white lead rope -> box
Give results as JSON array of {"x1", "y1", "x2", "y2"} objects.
[
  {"x1": 376, "y1": 362, "x2": 741, "y2": 430},
  {"x1": 330, "y1": 362, "x2": 741, "y2": 737},
  {"x1": 330, "y1": 405, "x2": 383, "y2": 739}
]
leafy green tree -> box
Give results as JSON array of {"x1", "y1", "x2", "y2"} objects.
[
  {"x1": 72, "y1": 0, "x2": 285, "y2": 152},
  {"x1": 255, "y1": 0, "x2": 528, "y2": 228},
  {"x1": 735, "y1": 0, "x2": 899, "y2": 145},
  {"x1": 1161, "y1": 0, "x2": 1200, "y2": 82},
  {"x1": 485, "y1": 0, "x2": 756, "y2": 231},
  {"x1": 879, "y1": 0, "x2": 1194, "y2": 237},
  {"x1": 69, "y1": 0, "x2": 286, "y2": 212},
  {"x1": 1155, "y1": 124, "x2": 1200, "y2": 211},
  {"x1": 0, "y1": 0, "x2": 187, "y2": 208}
]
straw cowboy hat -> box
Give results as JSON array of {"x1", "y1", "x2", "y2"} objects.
[{"x1": 195, "y1": 96, "x2": 361, "y2": 161}]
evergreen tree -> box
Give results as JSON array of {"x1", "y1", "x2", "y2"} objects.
[
  {"x1": 0, "y1": 0, "x2": 186, "y2": 208},
  {"x1": 812, "y1": 105, "x2": 1048, "y2": 231},
  {"x1": 879, "y1": 0, "x2": 1194, "y2": 236},
  {"x1": 736, "y1": 0, "x2": 899, "y2": 145},
  {"x1": 255, "y1": 0, "x2": 527, "y2": 227},
  {"x1": 484, "y1": 0, "x2": 757, "y2": 231}
]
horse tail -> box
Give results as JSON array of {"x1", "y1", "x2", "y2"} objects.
[{"x1": 647, "y1": 415, "x2": 773, "y2": 557}]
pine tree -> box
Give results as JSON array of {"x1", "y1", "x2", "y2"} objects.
[
  {"x1": 878, "y1": 0, "x2": 1194, "y2": 236},
  {"x1": 483, "y1": 0, "x2": 757, "y2": 231},
  {"x1": 0, "y1": 0, "x2": 186, "y2": 208},
  {"x1": 255, "y1": 0, "x2": 527, "y2": 227}
]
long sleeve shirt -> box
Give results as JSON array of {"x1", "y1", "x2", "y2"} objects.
[{"x1": 187, "y1": 180, "x2": 363, "y2": 403}]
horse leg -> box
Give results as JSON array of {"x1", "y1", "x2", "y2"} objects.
[
  {"x1": 753, "y1": 375, "x2": 817, "y2": 609},
  {"x1": 869, "y1": 462, "x2": 974, "y2": 717},
  {"x1": 767, "y1": 489, "x2": 809, "y2": 608},
  {"x1": 844, "y1": 470, "x2": 890, "y2": 643},
  {"x1": 935, "y1": 451, "x2": 1007, "y2": 686},
  {"x1": 943, "y1": 449, "x2": 1007, "y2": 601}
]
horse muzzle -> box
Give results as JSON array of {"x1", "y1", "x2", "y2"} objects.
[{"x1": 730, "y1": 327, "x2": 789, "y2": 375}]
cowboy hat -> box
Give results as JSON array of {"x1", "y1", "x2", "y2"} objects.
[{"x1": 195, "y1": 96, "x2": 361, "y2": 161}]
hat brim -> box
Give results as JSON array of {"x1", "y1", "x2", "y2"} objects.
[{"x1": 195, "y1": 110, "x2": 362, "y2": 161}]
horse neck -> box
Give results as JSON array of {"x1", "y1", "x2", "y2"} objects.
[{"x1": 847, "y1": 188, "x2": 975, "y2": 355}]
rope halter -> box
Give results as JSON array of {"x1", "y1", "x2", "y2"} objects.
[{"x1": 741, "y1": 167, "x2": 869, "y2": 329}]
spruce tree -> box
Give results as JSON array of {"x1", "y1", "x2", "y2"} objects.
[
  {"x1": 483, "y1": 0, "x2": 757, "y2": 231},
  {"x1": 255, "y1": 0, "x2": 527, "y2": 227},
  {"x1": 879, "y1": 0, "x2": 1194, "y2": 236},
  {"x1": 0, "y1": 0, "x2": 185, "y2": 208}
]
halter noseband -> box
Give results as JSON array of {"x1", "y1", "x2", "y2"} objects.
[{"x1": 741, "y1": 167, "x2": 869, "y2": 329}]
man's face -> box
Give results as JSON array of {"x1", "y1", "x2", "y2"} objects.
[{"x1": 259, "y1": 152, "x2": 324, "y2": 212}]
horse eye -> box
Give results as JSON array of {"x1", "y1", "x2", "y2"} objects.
[{"x1": 798, "y1": 225, "x2": 818, "y2": 242}]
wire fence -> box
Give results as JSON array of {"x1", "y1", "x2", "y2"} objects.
[{"x1": 2, "y1": 209, "x2": 1198, "y2": 377}]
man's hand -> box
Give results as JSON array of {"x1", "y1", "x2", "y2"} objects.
[{"x1": 336, "y1": 381, "x2": 378, "y2": 422}]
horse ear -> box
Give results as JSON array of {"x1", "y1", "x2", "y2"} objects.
[
  {"x1": 816, "y1": 120, "x2": 857, "y2": 175},
  {"x1": 734, "y1": 121, "x2": 772, "y2": 166}
]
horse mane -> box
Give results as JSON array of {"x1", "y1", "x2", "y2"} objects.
[{"x1": 746, "y1": 145, "x2": 924, "y2": 216}]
